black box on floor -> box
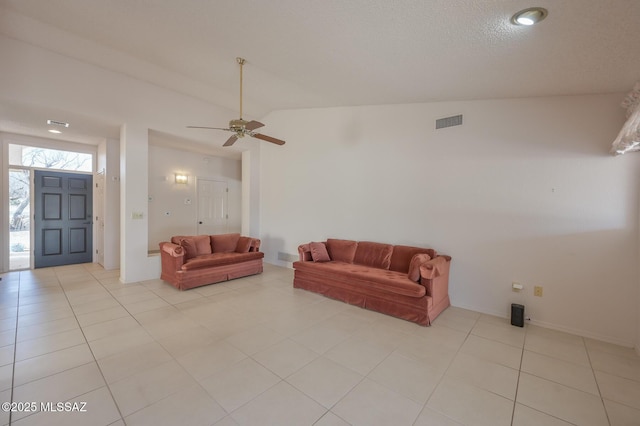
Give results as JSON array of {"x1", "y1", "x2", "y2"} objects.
[{"x1": 511, "y1": 303, "x2": 524, "y2": 327}]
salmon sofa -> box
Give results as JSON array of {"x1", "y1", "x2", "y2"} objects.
[
  {"x1": 293, "y1": 239, "x2": 451, "y2": 325},
  {"x1": 159, "y1": 233, "x2": 263, "y2": 290}
]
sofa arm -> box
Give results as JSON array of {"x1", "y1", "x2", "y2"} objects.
[
  {"x1": 249, "y1": 238, "x2": 261, "y2": 252},
  {"x1": 159, "y1": 242, "x2": 185, "y2": 272},
  {"x1": 161, "y1": 242, "x2": 184, "y2": 257},
  {"x1": 298, "y1": 243, "x2": 313, "y2": 261},
  {"x1": 419, "y1": 255, "x2": 451, "y2": 305}
]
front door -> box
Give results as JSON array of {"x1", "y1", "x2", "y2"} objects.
[
  {"x1": 197, "y1": 179, "x2": 228, "y2": 235},
  {"x1": 34, "y1": 170, "x2": 93, "y2": 268}
]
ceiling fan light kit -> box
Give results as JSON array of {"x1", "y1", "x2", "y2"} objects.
[{"x1": 187, "y1": 57, "x2": 286, "y2": 147}]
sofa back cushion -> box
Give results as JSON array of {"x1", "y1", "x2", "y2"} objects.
[
  {"x1": 211, "y1": 233, "x2": 241, "y2": 253},
  {"x1": 389, "y1": 245, "x2": 437, "y2": 273},
  {"x1": 353, "y1": 241, "x2": 393, "y2": 269},
  {"x1": 179, "y1": 235, "x2": 212, "y2": 260},
  {"x1": 326, "y1": 239, "x2": 358, "y2": 263}
]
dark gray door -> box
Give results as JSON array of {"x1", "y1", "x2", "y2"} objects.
[{"x1": 34, "y1": 170, "x2": 93, "y2": 268}]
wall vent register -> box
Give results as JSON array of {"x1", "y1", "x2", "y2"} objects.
[{"x1": 435, "y1": 114, "x2": 463, "y2": 129}]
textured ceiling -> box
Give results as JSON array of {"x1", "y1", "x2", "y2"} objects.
[{"x1": 1, "y1": 0, "x2": 639, "y2": 146}]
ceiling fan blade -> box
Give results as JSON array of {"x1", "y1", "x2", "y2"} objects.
[
  {"x1": 252, "y1": 133, "x2": 286, "y2": 145},
  {"x1": 223, "y1": 135, "x2": 238, "y2": 146},
  {"x1": 187, "y1": 126, "x2": 233, "y2": 131},
  {"x1": 245, "y1": 120, "x2": 264, "y2": 131}
]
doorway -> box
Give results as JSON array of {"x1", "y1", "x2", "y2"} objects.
[
  {"x1": 197, "y1": 179, "x2": 228, "y2": 235},
  {"x1": 33, "y1": 170, "x2": 93, "y2": 268}
]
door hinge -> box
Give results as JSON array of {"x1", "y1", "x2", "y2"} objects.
[{"x1": 226, "y1": 188, "x2": 229, "y2": 192}]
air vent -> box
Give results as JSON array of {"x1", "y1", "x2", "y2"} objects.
[
  {"x1": 278, "y1": 252, "x2": 298, "y2": 262},
  {"x1": 46, "y1": 119, "x2": 70, "y2": 128},
  {"x1": 435, "y1": 114, "x2": 462, "y2": 129}
]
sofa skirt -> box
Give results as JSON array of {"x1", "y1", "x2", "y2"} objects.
[
  {"x1": 164, "y1": 259, "x2": 263, "y2": 290},
  {"x1": 293, "y1": 269, "x2": 434, "y2": 326}
]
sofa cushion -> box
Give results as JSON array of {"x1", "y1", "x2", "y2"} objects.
[
  {"x1": 389, "y1": 245, "x2": 437, "y2": 273},
  {"x1": 181, "y1": 251, "x2": 264, "y2": 271},
  {"x1": 309, "y1": 242, "x2": 330, "y2": 262},
  {"x1": 326, "y1": 239, "x2": 358, "y2": 263},
  {"x1": 407, "y1": 253, "x2": 432, "y2": 282},
  {"x1": 211, "y1": 233, "x2": 241, "y2": 253},
  {"x1": 293, "y1": 261, "x2": 426, "y2": 298},
  {"x1": 235, "y1": 236, "x2": 252, "y2": 253},
  {"x1": 354, "y1": 241, "x2": 393, "y2": 269},
  {"x1": 180, "y1": 235, "x2": 212, "y2": 260}
]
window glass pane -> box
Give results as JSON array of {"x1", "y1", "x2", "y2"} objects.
[{"x1": 8, "y1": 144, "x2": 93, "y2": 172}]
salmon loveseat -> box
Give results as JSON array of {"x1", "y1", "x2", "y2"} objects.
[
  {"x1": 293, "y1": 239, "x2": 451, "y2": 325},
  {"x1": 159, "y1": 233, "x2": 264, "y2": 290}
]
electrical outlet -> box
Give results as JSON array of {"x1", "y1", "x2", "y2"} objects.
[{"x1": 534, "y1": 286, "x2": 543, "y2": 297}]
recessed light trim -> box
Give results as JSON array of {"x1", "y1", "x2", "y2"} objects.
[
  {"x1": 48, "y1": 129, "x2": 62, "y2": 134},
  {"x1": 511, "y1": 7, "x2": 548, "y2": 26}
]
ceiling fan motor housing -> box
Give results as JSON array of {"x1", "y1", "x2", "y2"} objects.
[{"x1": 229, "y1": 119, "x2": 248, "y2": 136}]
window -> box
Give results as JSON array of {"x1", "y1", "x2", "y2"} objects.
[{"x1": 8, "y1": 144, "x2": 93, "y2": 172}]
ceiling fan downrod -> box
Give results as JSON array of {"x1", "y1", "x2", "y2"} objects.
[{"x1": 237, "y1": 57, "x2": 245, "y2": 120}]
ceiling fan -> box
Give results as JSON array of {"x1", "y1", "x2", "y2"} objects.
[{"x1": 187, "y1": 57, "x2": 286, "y2": 147}]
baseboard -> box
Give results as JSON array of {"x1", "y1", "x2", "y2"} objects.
[
  {"x1": 266, "y1": 259, "x2": 293, "y2": 269},
  {"x1": 450, "y1": 302, "x2": 635, "y2": 349}
]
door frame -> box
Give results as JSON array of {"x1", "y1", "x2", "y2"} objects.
[{"x1": 1, "y1": 133, "x2": 97, "y2": 272}]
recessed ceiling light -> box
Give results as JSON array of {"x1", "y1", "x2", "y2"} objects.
[
  {"x1": 48, "y1": 129, "x2": 62, "y2": 134},
  {"x1": 511, "y1": 7, "x2": 548, "y2": 26}
]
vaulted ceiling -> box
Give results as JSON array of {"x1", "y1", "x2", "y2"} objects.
[{"x1": 1, "y1": 0, "x2": 639, "y2": 146}]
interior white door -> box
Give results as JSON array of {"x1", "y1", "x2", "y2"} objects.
[{"x1": 197, "y1": 179, "x2": 228, "y2": 235}]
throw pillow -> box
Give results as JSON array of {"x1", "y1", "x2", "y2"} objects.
[
  {"x1": 326, "y1": 239, "x2": 358, "y2": 263},
  {"x1": 407, "y1": 253, "x2": 431, "y2": 282},
  {"x1": 309, "y1": 242, "x2": 331, "y2": 262},
  {"x1": 179, "y1": 238, "x2": 198, "y2": 260},
  {"x1": 194, "y1": 235, "x2": 212, "y2": 256},
  {"x1": 235, "y1": 236, "x2": 252, "y2": 253}
]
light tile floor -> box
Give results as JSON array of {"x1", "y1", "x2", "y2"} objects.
[{"x1": 0, "y1": 263, "x2": 638, "y2": 425}]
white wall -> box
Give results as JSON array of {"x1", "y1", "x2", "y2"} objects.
[
  {"x1": 147, "y1": 144, "x2": 242, "y2": 250},
  {"x1": 97, "y1": 138, "x2": 121, "y2": 270},
  {"x1": 259, "y1": 94, "x2": 640, "y2": 347}
]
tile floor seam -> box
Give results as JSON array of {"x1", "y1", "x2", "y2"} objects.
[
  {"x1": 54, "y1": 266, "x2": 128, "y2": 424},
  {"x1": 510, "y1": 323, "x2": 527, "y2": 426},
  {"x1": 283, "y1": 355, "x2": 368, "y2": 412},
  {"x1": 93, "y1": 295, "x2": 186, "y2": 412},
  {"x1": 416, "y1": 317, "x2": 480, "y2": 425},
  {"x1": 6, "y1": 273, "x2": 21, "y2": 426},
  {"x1": 583, "y1": 336, "x2": 613, "y2": 426},
  {"x1": 218, "y1": 378, "x2": 284, "y2": 420}
]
